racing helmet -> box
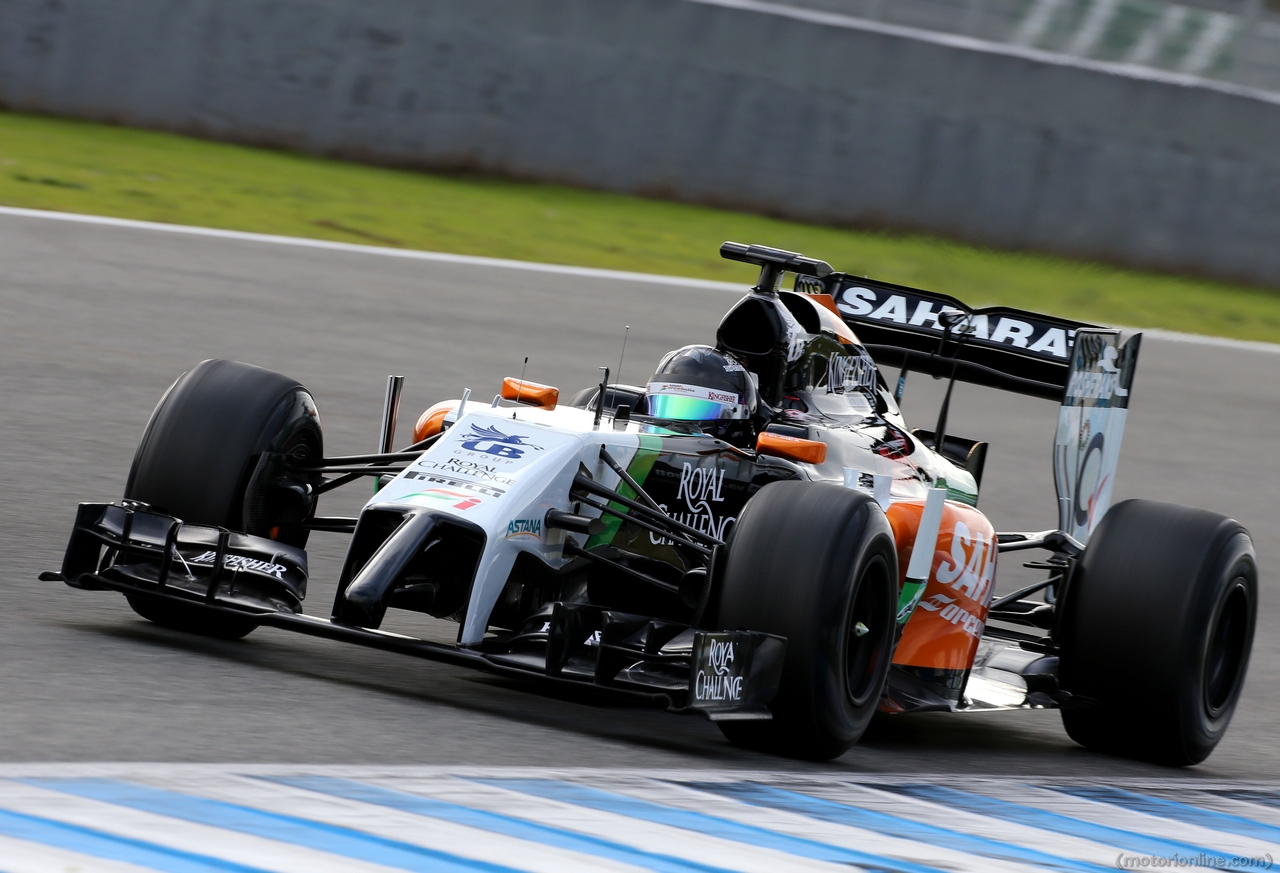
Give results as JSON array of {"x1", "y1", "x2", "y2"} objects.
[{"x1": 644, "y1": 345, "x2": 758, "y2": 427}]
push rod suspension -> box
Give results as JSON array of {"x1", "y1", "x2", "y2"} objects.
[
  {"x1": 292, "y1": 465, "x2": 406, "y2": 475},
  {"x1": 297, "y1": 434, "x2": 442, "y2": 495},
  {"x1": 988, "y1": 577, "x2": 1059, "y2": 612},
  {"x1": 571, "y1": 473, "x2": 723, "y2": 548},
  {"x1": 292, "y1": 451, "x2": 424, "y2": 467},
  {"x1": 995, "y1": 529, "x2": 1083, "y2": 555},
  {"x1": 574, "y1": 494, "x2": 712, "y2": 558},
  {"x1": 563, "y1": 540, "x2": 680, "y2": 594},
  {"x1": 597, "y1": 446, "x2": 664, "y2": 513}
]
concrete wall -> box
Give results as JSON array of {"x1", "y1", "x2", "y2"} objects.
[{"x1": 2, "y1": 0, "x2": 1279, "y2": 286}]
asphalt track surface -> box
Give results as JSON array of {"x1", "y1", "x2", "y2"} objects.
[{"x1": 2, "y1": 210, "x2": 1278, "y2": 781}]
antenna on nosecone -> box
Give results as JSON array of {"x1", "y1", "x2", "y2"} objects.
[{"x1": 514, "y1": 356, "x2": 529, "y2": 418}]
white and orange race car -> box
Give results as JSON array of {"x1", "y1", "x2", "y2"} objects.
[{"x1": 45, "y1": 242, "x2": 1257, "y2": 765}]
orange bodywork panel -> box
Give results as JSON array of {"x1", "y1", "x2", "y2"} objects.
[
  {"x1": 806, "y1": 294, "x2": 861, "y2": 346},
  {"x1": 756, "y1": 431, "x2": 828, "y2": 464},
  {"x1": 501, "y1": 378, "x2": 559, "y2": 410},
  {"x1": 413, "y1": 400, "x2": 458, "y2": 443},
  {"x1": 886, "y1": 499, "x2": 998, "y2": 673}
]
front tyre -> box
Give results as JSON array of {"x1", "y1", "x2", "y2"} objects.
[
  {"x1": 126, "y1": 595, "x2": 259, "y2": 641},
  {"x1": 123, "y1": 359, "x2": 323, "y2": 639},
  {"x1": 714, "y1": 482, "x2": 898, "y2": 760},
  {"x1": 1058, "y1": 499, "x2": 1257, "y2": 766}
]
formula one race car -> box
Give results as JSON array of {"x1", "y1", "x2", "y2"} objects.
[{"x1": 43, "y1": 242, "x2": 1258, "y2": 765}]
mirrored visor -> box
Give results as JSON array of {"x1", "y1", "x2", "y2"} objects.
[{"x1": 647, "y1": 394, "x2": 733, "y2": 420}]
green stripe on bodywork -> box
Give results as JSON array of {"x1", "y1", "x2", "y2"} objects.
[
  {"x1": 584, "y1": 435, "x2": 664, "y2": 549},
  {"x1": 896, "y1": 578, "x2": 927, "y2": 625},
  {"x1": 933, "y1": 475, "x2": 978, "y2": 507}
]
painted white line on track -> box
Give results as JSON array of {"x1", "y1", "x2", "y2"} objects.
[
  {"x1": 0, "y1": 205, "x2": 744, "y2": 292},
  {"x1": 1141, "y1": 327, "x2": 1280, "y2": 354},
  {"x1": 2, "y1": 204, "x2": 1277, "y2": 355}
]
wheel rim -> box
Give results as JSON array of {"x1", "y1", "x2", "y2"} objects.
[
  {"x1": 242, "y1": 425, "x2": 321, "y2": 542},
  {"x1": 1204, "y1": 576, "x2": 1250, "y2": 717},
  {"x1": 845, "y1": 558, "x2": 891, "y2": 707}
]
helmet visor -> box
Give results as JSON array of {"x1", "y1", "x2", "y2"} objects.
[{"x1": 646, "y1": 382, "x2": 744, "y2": 420}]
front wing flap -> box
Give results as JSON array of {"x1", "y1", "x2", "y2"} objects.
[{"x1": 58, "y1": 502, "x2": 307, "y2": 610}]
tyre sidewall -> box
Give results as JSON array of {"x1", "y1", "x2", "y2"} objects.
[
  {"x1": 809, "y1": 532, "x2": 896, "y2": 751},
  {"x1": 1175, "y1": 533, "x2": 1257, "y2": 763},
  {"x1": 1059, "y1": 499, "x2": 1258, "y2": 765},
  {"x1": 125, "y1": 359, "x2": 321, "y2": 534}
]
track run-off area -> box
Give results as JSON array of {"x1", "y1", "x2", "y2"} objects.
[{"x1": 2, "y1": 207, "x2": 1279, "y2": 869}]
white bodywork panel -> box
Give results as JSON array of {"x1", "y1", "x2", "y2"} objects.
[{"x1": 369, "y1": 405, "x2": 649, "y2": 645}]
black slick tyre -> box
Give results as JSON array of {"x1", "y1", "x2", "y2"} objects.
[
  {"x1": 1057, "y1": 499, "x2": 1257, "y2": 766},
  {"x1": 123, "y1": 359, "x2": 323, "y2": 639},
  {"x1": 125, "y1": 595, "x2": 260, "y2": 641},
  {"x1": 714, "y1": 481, "x2": 898, "y2": 760}
]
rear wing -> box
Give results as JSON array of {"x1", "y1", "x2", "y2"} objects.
[
  {"x1": 715, "y1": 241, "x2": 1144, "y2": 544},
  {"x1": 798, "y1": 270, "x2": 1141, "y2": 543},
  {"x1": 799, "y1": 273, "x2": 1093, "y2": 401}
]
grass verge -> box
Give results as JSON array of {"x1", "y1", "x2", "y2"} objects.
[{"x1": 2, "y1": 110, "x2": 1279, "y2": 343}]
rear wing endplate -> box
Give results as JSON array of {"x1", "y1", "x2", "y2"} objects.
[{"x1": 1053, "y1": 329, "x2": 1141, "y2": 543}]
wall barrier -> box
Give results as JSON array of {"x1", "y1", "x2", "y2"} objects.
[{"x1": 2, "y1": 0, "x2": 1279, "y2": 286}]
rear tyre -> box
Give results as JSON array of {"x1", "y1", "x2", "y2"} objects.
[
  {"x1": 1058, "y1": 499, "x2": 1257, "y2": 766},
  {"x1": 123, "y1": 359, "x2": 323, "y2": 639},
  {"x1": 714, "y1": 481, "x2": 897, "y2": 760}
]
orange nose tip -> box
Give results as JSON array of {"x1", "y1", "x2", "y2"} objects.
[
  {"x1": 755, "y1": 431, "x2": 828, "y2": 464},
  {"x1": 501, "y1": 377, "x2": 559, "y2": 410}
]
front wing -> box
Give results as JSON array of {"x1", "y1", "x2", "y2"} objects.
[{"x1": 46, "y1": 502, "x2": 785, "y2": 720}]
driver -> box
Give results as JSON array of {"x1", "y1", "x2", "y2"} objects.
[{"x1": 641, "y1": 344, "x2": 759, "y2": 445}]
